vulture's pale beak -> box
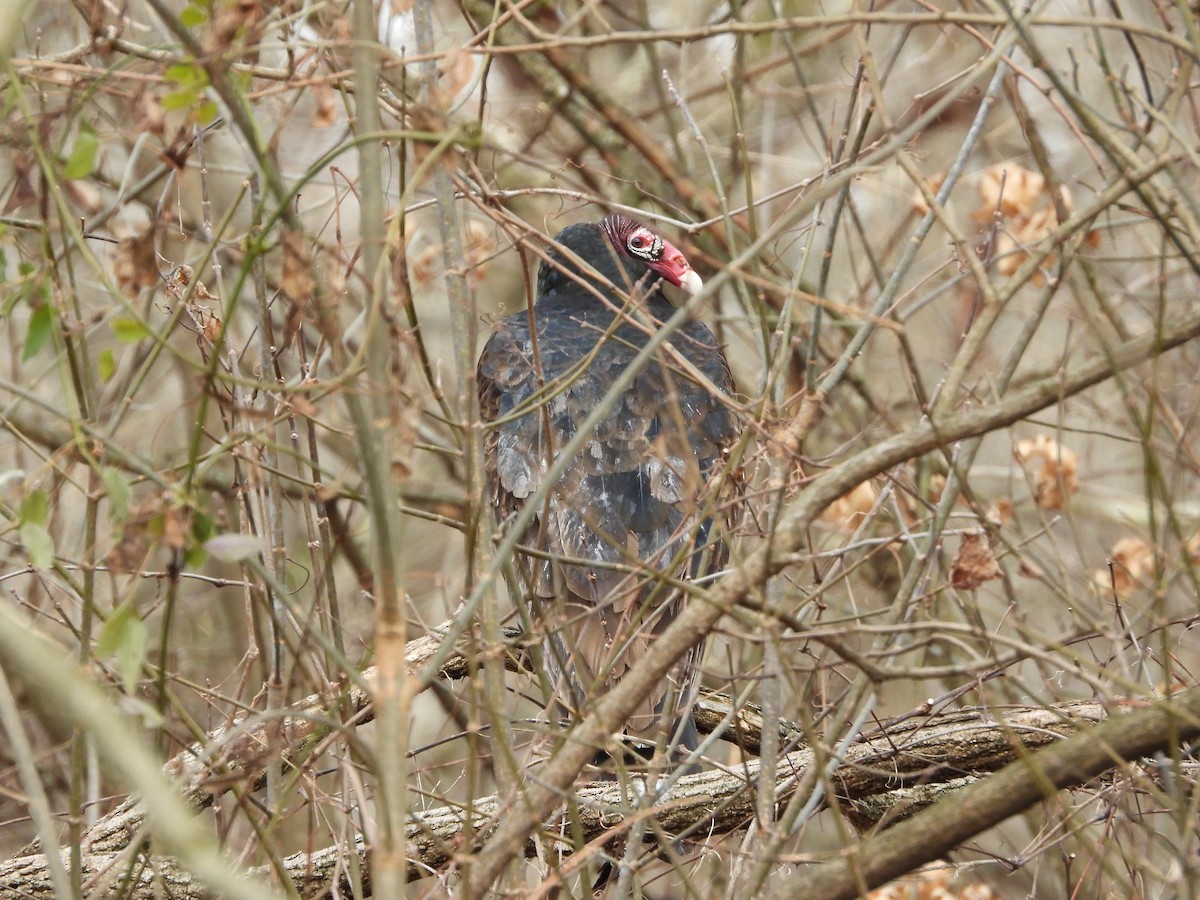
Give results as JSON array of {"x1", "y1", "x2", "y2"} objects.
[
  {"x1": 650, "y1": 240, "x2": 703, "y2": 298},
  {"x1": 678, "y1": 268, "x2": 704, "y2": 297}
]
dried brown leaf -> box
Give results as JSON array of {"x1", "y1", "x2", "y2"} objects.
[
  {"x1": 2, "y1": 151, "x2": 39, "y2": 212},
  {"x1": 289, "y1": 394, "x2": 318, "y2": 419},
  {"x1": 105, "y1": 492, "x2": 182, "y2": 573},
  {"x1": 463, "y1": 219, "x2": 497, "y2": 283},
  {"x1": 870, "y1": 863, "x2": 998, "y2": 899},
  {"x1": 986, "y1": 499, "x2": 1015, "y2": 527},
  {"x1": 163, "y1": 265, "x2": 193, "y2": 301},
  {"x1": 1186, "y1": 532, "x2": 1200, "y2": 563},
  {"x1": 975, "y1": 163, "x2": 1061, "y2": 222},
  {"x1": 410, "y1": 241, "x2": 440, "y2": 288},
  {"x1": 202, "y1": 313, "x2": 223, "y2": 343},
  {"x1": 209, "y1": 0, "x2": 267, "y2": 53},
  {"x1": 132, "y1": 87, "x2": 166, "y2": 139},
  {"x1": 975, "y1": 163, "x2": 1089, "y2": 281},
  {"x1": 162, "y1": 505, "x2": 186, "y2": 551},
  {"x1": 114, "y1": 229, "x2": 160, "y2": 294},
  {"x1": 1014, "y1": 434, "x2": 1078, "y2": 509},
  {"x1": 1017, "y1": 556, "x2": 1044, "y2": 579},
  {"x1": 105, "y1": 521, "x2": 151, "y2": 574},
  {"x1": 912, "y1": 172, "x2": 945, "y2": 216},
  {"x1": 821, "y1": 481, "x2": 878, "y2": 532},
  {"x1": 281, "y1": 230, "x2": 315, "y2": 304},
  {"x1": 927, "y1": 474, "x2": 946, "y2": 505},
  {"x1": 951, "y1": 531, "x2": 1002, "y2": 590},
  {"x1": 310, "y1": 81, "x2": 337, "y2": 129},
  {"x1": 1094, "y1": 536, "x2": 1154, "y2": 597}
]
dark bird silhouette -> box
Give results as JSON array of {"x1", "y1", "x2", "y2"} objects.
[{"x1": 477, "y1": 215, "x2": 736, "y2": 766}]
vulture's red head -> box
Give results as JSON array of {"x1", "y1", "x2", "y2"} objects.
[
  {"x1": 598, "y1": 215, "x2": 703, "y2": 297},
  {"x1": 535, "y1": 216, "x2": 702, "y2": 304}
]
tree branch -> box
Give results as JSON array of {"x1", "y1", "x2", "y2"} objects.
[
  {"x1": 9, "y1": 697, "x2": 1194, "y2": 897},
  {"x1": 790, "y1": 688, "x2": 1200, "y2": 898}
]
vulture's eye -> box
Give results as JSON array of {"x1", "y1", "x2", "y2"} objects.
[{"x1": 626, "y1": 229, "x2": 662, "y2": 261}]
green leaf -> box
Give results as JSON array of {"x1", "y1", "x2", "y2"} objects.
[
  {"x1": 22, "y1": 303, "x2": 52, "y2": 360},
  {"x1": 161, "y1": 88, "x2": 200, "y2": 112},
  {"x1": 97, "y1": 602, "x2": 132, "y2": 656},
  {"x1": 110, "y1": 316, "x2": 149, "y2": 343},
  {"x1": 191, "y1": 510, "x2": 214, "y2": 543},
  {"x1": 102, "y1": 467, "x2": 131, "y2": 524},
  {"x1": 98, "y1": 602, "x2": 148, "y2": 694},
  {"x1": 6, "y1": 264, "x2": 35, "y2": 315},
  {"x1": 185, "y1": 509, "x2": 214, "y2": 569},
  {"x1": 20, "y1": 488, "x2": 48, "y2": 526},
  {"x1": 162, "y1": 61, "x2": 211, "y2": 117},
  {"x1": 185, "y1": 544, "x2": 208, "y2": 569},
  {"x1": 179, "y1": 4, "x2": 208, "y2": 26},
  {"x1": 63, "y1": 125, "x2": 99, "y2": 180},
  {"x1": 19, "y1": 521, "x2": 54, "y2": 570},
  {"x1": 165, "y1": 62, "x2": 204, "y2": 87},
  {"x1": 19, "y1": 489, "x2": 53, "y2": 570},
  {"x1": 196, "y1": 100, "x2": 218, "y2": 125},
  {"x1": 98, "y1": 348, "x2": 116, "y2": 382}
]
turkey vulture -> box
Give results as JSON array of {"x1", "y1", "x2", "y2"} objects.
[{"x1": 477, "y1": 215, "x2": 736, "y2": 765}]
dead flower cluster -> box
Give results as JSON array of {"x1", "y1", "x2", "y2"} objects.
[{"x1": 975, "y1": 163, "x2": 1099, "y2": 281}]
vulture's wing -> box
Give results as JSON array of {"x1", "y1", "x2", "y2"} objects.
[{"x1": 480, "y1": 300, "x2": 736, "y2": 740}]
